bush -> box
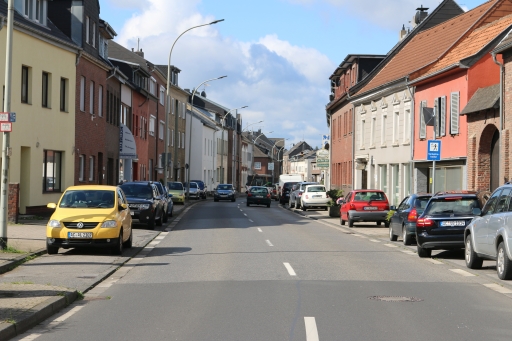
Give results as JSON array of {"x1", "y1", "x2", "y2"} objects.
[
  {"x1": 386, "y1": 210, "x2": 395, "y2": 222},
  {"x1": 326, "y1": 189, "x2": 343, "y2": 207}
]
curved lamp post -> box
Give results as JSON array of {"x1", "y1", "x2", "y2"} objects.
[
  {"x1": 164, "y1": 19, "x2": 224, "y2": 183},
  {"x1": 242, "y1": 120, "x2": 263, "y2": 132},
  {"x1": 271, "y1": 138, "x2": 289, "y2": 184},
  {"x1": 186, "y1": 76, "x2": 227, "y2": 198},
  {"x1": 220, "y1": 105, "x2": 248, "y2": 185}
]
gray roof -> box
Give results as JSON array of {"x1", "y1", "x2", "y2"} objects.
[
  {"x1": 109, "y1": 41, "x2": 150, "y2": 72},
  {"x1": 493, "y1": 28, "x2": 512, "y2": 54},
  {"x1": 461, "y1": 84, "x2": 500, "y2": 115},
  {"x1": 155, "y1": 65, "x2": 181, "y2": 79},
  {"x1": 189, "y1": 106, "x2": 218, "y2": 130},
  {"x1": 284, "y1": 141, "x2": 313, "y2": 157}
]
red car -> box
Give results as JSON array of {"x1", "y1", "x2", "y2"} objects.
[{"x1": 339, "y1": 190, "x2": 390, "y2": 227}]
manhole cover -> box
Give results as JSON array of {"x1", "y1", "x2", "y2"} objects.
[{"x1": 368, "y1": 296, "x2": 423, "y2": 302}]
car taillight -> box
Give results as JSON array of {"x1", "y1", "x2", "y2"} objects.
[
  {"x1": 298, "y1": 192, "x2": 302, "y2": 196},
  {"x1": 384, "y1": 205, "x2": 390, "y2": 210},
  {"x1": 267, "y1": 194, "x2": 270, "y2": 198},
  {"x1": 326, "y1": 194, "x2": 330, "y2": 198},
  {"x1": 416, "y1": 217, "x2": 434, "y2": 228},
  {"x1": 248, "y1": 193, "x2": 253, "y2": 197},
  {"x1": 407, "y1": 208, "x2": 418, "y2": 222}
]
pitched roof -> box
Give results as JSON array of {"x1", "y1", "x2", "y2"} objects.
[
  {"x1": 356, "y1": 0, "x2": 496, "y2": 95},
  {"x1": 460, "y1": 83, "x2": 500, "y2": 114},
  {"x1": 109, "y1": 41, "x2": 151, "y2": 72},
  {"x1": 493, "y1": 25, "x2": 512, "y2": 52},
  {"x1": 413, "y1": 13, "x2": 512, "y2": 79}
]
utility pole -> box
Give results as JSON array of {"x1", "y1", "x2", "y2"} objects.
[{"x1": 0, "y1": 0, "x2": 14, "y2": 249}]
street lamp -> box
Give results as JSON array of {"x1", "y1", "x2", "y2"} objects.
[
  {"x1": 253, "y1": 131, "x2": 273, "y2": 146},
  {"x1": 271, "y1": 138, "x2": 289, "y2": 184},
  {"x1": 164, "y1": 19, "x2": 224, "y2": 184},
  {"x1": 242, "y1": 120, "x2": 263, "y2": 132},
  {"x1": 186, "y1": 76, "x2": 227, "y2": 198},
  {"x1": 220, "y1": 105, "x2": 248, "y2": 185}
]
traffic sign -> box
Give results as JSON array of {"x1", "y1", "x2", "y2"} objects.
[
  {"x1": 0, "y1": 123, "x2": 12, "y2": 132},
  {"x1": 0, "y1": 112, "x2": 16, "y2": 122},
  {"x1": 268, "y1": 162, "x2": 274, "y2": 171},
  {"x1": 427, "y1": 140, "x2": 441, "y2": 161}
]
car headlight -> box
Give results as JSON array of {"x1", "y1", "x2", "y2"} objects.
[
  {"x1": 48, "y1": 220, "x2": 61, "y2": 228},
  {"x1": 140, "y1": 204, "x2": 150, "y2": 210},
  {"x1": 101, "y1": 220, "x2": 117, "y2": 228}
]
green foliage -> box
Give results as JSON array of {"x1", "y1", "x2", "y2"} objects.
[
  {"x1": 326, "y1": 189, "x2": 343, "y2": 207},
  {"x1": 0, "y1": 245, "x2": 25, "y2": 254},
  {"x1": 386, "y1": 210, "x2": 395, "y2": 222}
]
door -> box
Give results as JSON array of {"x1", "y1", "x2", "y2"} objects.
[
  {"x1": 361, "y1": 169, "x2": 368, "y2": 190},
  {"x1": 473, "y1": 189, "x2": 500, "y2": 255},
  {"x1": 490, "y1": 130, "x2": 500, "y2": 191},
  {"x1": 487, "y1": 188, "x2": 511, "y2": 255},
  {"x1": 391, "y1": 197, "x2": 409, "y2": 236},
  {"x1": 340, "y1": 192, "x2": 353, "y2": 220}
]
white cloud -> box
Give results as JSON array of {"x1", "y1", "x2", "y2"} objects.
[{"x1": 114, "y1": 0, "x2": 334, "y2": 145}]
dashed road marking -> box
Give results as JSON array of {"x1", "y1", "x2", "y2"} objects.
[
  {"x1": 483, "y1": 283, "x2": 512, "y2": 294},
  {"x1": 266, "y1": 240, "x2": 274, "y2": 247},
  {"x1": 450, "y1": 269, "x2": 476, "y2": 277},
  {"x1": 249, "y1": 219, "x2": 254, "y2": 222},
  {"x1": 425, "y1": 258, "x2": 443, "y2": 265},
  {"x1": 384, "y1": 243, "x2": 398, "y2": 248},
  {"x1": 284, "y1": 262, "x2": 297, "y2": 276},
  {"x1": 244, "y1": 213, "x2": 248, "y2": 216},
  {"x1": 304, "y1": 317, "x2": 320, "y2": 341},
  {"x1": 401, "y1": 250, "x2": 416, "y2": 255},
  {"x1": 369, "y1": 239, "x2": 380, "y2": 243},
  {"x1": 19, "y1": 305, "x2": 85, "y2": 340},
  {"x1": 257, "y1": 228, "x2": 262, "y2": 232}
]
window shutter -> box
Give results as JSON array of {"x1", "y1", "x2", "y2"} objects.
[
  {"x1": 182, "y1": 103, "x2": 186, "y2": 119},
  {"x1": 434, "y1": 99, "x2": 439, "y2": 138},
  {"x1": 419, "y1": 101, "x2": 426, "y2": 139},
  {"x1": 172, "y1": 98, "x2": 175, "y2": 115},
  {"x1": 450, "y1": 92, "x2": 459, "y2": 134},
  {"x1": 440, "y1": 96, "x2": 446, "y2": 136}
]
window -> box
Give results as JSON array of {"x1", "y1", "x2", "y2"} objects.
[
  {"x1": 21, "y1": 66, "x2": 30, "y2": 104},
  {"x1": 450, "y1": 92, "x2": 459, "y2": 135},
  {"x1": 159, "y1": 121, "x2": 164, "y2": 140},
  {"x1": 89, "y1": 81, "x2": 95, "y2": 115},
  {"x1": 42, "y1": 71, "x2": 49, "y2": 108},
  {"x1": 380, "y1": 165, "x2": 387, "y2": 193},
  {"x1": 393, "y1": 111, "x2": 399, "y2": 144},
  {"x1": 43, "y1": 150, "x2": 62, "y2": 192},
  {"x1": 254, "y1": 162, "x2": 262, "y2": 170},
  {"x1": 381, "y1": 113, "x2": 387, "y2": 145},
  {"x1": 79, "y1": 76, "x2": 85, "y2": 111},
  {"x1": 404, "y1": 109, "x2": 411, "y2": 143},
  {"x1": 167, "y1": 128, "x2": 171, "y2": 146},
  {"x1": 171, "y1": 98, "x2": 175, "y2": 115},
  {"x1": 149, "y1": 115, "x2": 156, "y2": 136},
  {"x1": 150, "y1": 78, "x2": 156, "y2": 96},
  {"x1": 60, "y1": 78, "x2": 68, "y2": 112},
  {"x1": 370, "y1": 116, "x2": 376, "y2": 147},
  {"x1": 171, "y1": 129, "x2": 174, "y2": 146},
  {"x1": 182, "y1": 132, "x2": 185, "y2": 148},
  {"x1": 160, "y1": 86, "x2": 165, "y2": 105},
  {"x1": 92, "y1": 21, "x2": 96, "y2": 48},
  {"x1": 360, "y1": 118, "x2": 365, "y2": 148},
  {"x1": 89, "y1": 156, "x2": 94, "y2": 181},
  {"x1": 79, "y1": 154, "x2": 85, "y2": 182},
  {"x1": 24, "y1": 0, "x2": 47, "y2": 25},
  {"x1": 85, "y1": 16, "x2": 90, "y2": 44},
  {"x1": 98, "y1": 85, "x2": 103, "y2": 117},
  {"x1": 419, "y1": 100, "x2": 427, "y2": 139}
]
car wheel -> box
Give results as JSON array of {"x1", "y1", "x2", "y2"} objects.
[
  {"x1": 340, "y1": 217, "x2": 345, "y2": 226},
  {"x1": 246, "y1": 202, "x2": 250, "y2": 207},
  {"x1": 147, "y1": 216, "x2": 155, "y2": 230},
  {"x1": 163, "y1": 209, "x2": 169, "y2": 223},
  {"x1": 389, "y1": 226, "x2": 398, "y2": 241},
  {"x1": 296, "y1": 200, "x2": 301, "y2": 209},
  {"x1": 156, "y1": 212, "x2": 163, "y2": 226},
  {"x1": 403, "y1": 226, "x2": 413, "y2": 246},
  {"x1": 301, "y1": 203, "x2": 306, "y2": 211},
  {"x1": 348, "y1": 218, "x2": 354, "y2": 227},
  {"x1": 112, "y1": 231, "x2": 123, "y2": 255},
  {"x1": 267, "y1": 203, "x2": 270, "y2": 208},
  {"x1": 232, "y1": 198, "x2": 236, "y2": 202},
  {"x1": 465, "y1": 234, "x2": 482, "y2": 269},
  {"x1": 169, "y1": 206, "x2": 173, "y2": 217},
  {"x1": 214, "y1": 199, "x2": 219, "y2": 202},
  {"x1": 497, "y1": 242, "x2": 512, "y2": 280},
  {"x1": 46, "y1": 242, "x2": 59, "y2": 255},
  {"x1": 289, "y1": 198, "x2": 294, "y2": 208},
  {"x1": 417, "y1": 245, "x2": 431, "y2": 258},
  {"x1": 123, "y1": 228, "x2": 133, "y2": 248}
]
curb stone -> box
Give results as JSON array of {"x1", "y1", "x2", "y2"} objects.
[{"x1": 0, "y1": 248, "x2": 47, "y2": 275}]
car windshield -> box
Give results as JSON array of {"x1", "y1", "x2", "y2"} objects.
[
  {"x1": 307, "y1": 186, "x2": 325, "y2": 192},
  {"x1": 425, "y1": 198, "x2": 479, "y2": 215},
  {"x1": 59, "y1": 190, "x2": 115, "y2": 208},
  {"x1": 168, "y1": 182, "x2": 183, "y2": 190},
  {"x1": 218, "y1": 185, "x2": 232, "y2": 190},
  {"x1": 120, "y1": 184, "x2": 153, "y2": 199},
  {"x1": 353, "y1": 192, "x2": 385, "y2": 202},
  {"x1": 188, "y1": 183, "x2": 198, "y2": 189},
  {"x1": 250, "y1": 187, "x2": 268, "y2": 195},
  {"x1": 283, "y1": 183, "x2": 297, "y2": 189},
  {"x1": 414, "y1": 197, "x2": 431, "y2": 213}
]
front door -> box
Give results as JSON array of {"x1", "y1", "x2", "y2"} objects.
[
  {"x1": 490, "y1": 130, "x2": 500, "y2": 191},
  {"x1": 361, "y1": 169, "x2": 368, "y2": 190}
]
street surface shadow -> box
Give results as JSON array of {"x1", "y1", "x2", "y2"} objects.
[
  {"x1": 144, "y1": 247, "x2": 192, "y2": 256},
  {"x1": 433, "y1": 249, "x2": 465, "y2": 260}
]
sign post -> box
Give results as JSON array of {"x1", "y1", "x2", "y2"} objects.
[{"x1": 427, "y1": 140, "x2": 441, "y2": 193}]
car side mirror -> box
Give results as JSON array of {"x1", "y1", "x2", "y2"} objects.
[
  {"x1": 119, "y1": 203, "x2": 128, "y2": 211},
  {"x1": 390, "y1": 205, "x2": 396, "y2": 211},
  {"x1": 472, "y1": 208, "x2": 482, "y2": 216},
  {"x1": 47, "y1": 203, "x2": 57, "y2": 209}
]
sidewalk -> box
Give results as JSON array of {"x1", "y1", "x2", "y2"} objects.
[{"x1": 0, "y1": 198, "x2": 202, "y2": 340}]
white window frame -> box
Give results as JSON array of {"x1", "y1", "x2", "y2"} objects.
[
  {"x1": 150, "y1": 77, "x2": 156, "y2": 96},
  {"x1": 181, "y1": 132, "x2": 185, "y2": 148},
  {"x1": 79, "y1": 155, "x2": 85, "y2": 181},
  {"x1": 89, "y1": 156, "x2": 94, "y2": 181},
  {"x1": 85, "y1": 16, "x2": 90, "y2": 44},
  {"x1": 92, "y1": 21, "x2": 96, "y2": 48},
  {"x1": 159, "y1": 86, "x2": 165, "y2": 105},
  {"x1": 404, "y1": 108, "x2": 410, "y2": 144},
  {"x1": 171, "y1": 129, "x2": 174, "y2": 146},
  {"x1": 159, "y1": 121, "x2": 164, "y2": 140},
  {"x1": 381, "y1": 112, "x2": 387, "y2": 146},
  {"x1": 360, "y1": 117, "x2": 365, "y2": 149},
  {"x1": 370, "y1": 115, "x2": 376, "y2": 147},
  {"x1": 393, "y1": 111, "x2": 399, "y2": 145},
  {"x1": 80, "y1": 76, "x2": 85, "y2": 112},
  {"x1": 149, "y1": 115, "x2": 156, "y2": 136}
]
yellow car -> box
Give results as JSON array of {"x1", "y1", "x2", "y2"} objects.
[
  {"x1": 46, "y1": 185, "x2": 133, "y2": 255},
  {"x1": 167, "y1": 181, "x2": 185, "y2": 204}
]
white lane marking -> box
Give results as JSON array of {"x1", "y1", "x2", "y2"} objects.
[
  {"x1": 257, "y1": 228, "x2": 262, "y2": 232},
  {"x1": 450, "y1": 269, "x2": 476, "y2": 277},
  {"x1": 240, "y1": 209, "x2": 243, "y2": 212},
  {"x1": 20, "y1": 305, "x2": 85, "y2": 340},
  {"x1": 353, "y1": 235, "x2": 367, "y2": 238},
  {"x1": 19, "y1": 334, "x2": 42, "y2": 341},
  {"x1": 483, "y1": 283, "x2": 512, "y2": 294},
  {"x1": 249, "y1": 219, "x2": 254, "y2": 222},
  {"x1": 244, "y1": 213, "x2": 248, "y2": 216},
  {"x1": 283, "y1": 262, "x2": 297, "y2": 276},
  {"x1": 425, "y1": 258, "x2": 443, "y2": 265},
  {"x1": 369, "y1": 239, "x2": 380, "y2": 243},
  {"x1": 266, "y1": 240, "x2": 274, "y2": 247},
  {"x1": 304, "y1": 317, "x2": 320, "y2": 341},
  {"x1": 384, "y1": 244, "x2": 398, "y2": 248},
  {"x1": 401, "y1": 250, "x2": 416, "y2": 255}
]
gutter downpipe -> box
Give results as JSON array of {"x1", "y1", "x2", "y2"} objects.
[
  {"x1": 405, "y1": 77, "x2": 415, "y2": 195},
  {"x1": 492, "y1": 52, "x2": 504, "y2": 185}
]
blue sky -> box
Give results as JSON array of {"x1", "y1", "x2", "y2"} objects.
[{"x1": 100, "y1": 0, "x2": 485, "y2": 149}]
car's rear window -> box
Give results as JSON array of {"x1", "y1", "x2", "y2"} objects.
[
  {"x1": 414, "y1": 197, "x2": 431, "y2": 213},
  {"x1": 425, "y1": 197, "x2": 479, "y2": 215},
  {"x1": 250, "y1": 187, "x2": 268, "y2": 194},
  {"x1": 218, "y1": 185, "x2": 232, "y2": 190},
  {"x1": 168, "y1": 182, "x2": 183, "y2": 190},
  {"x1": 353, "y1": 191, "x2": 385, "y2": 202},
  {"x1": 307, "y1": 186, "x2": 325, "y2": 192},
  {"x1": 59, "y1": 190, "x2": 115, "y2": 208},
  {"x1": 120, "y1": 184, "x2": 153, "y2": 199},
  {"x1": 283, "y1": 182, "x2": 297, "y2": 189}
]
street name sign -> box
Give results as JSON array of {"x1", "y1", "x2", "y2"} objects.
[
  {"x1": 0, "y1": 123, "x2": 12, "y2": 132},
  {"x1": 0, "y1": 112, "x2": 16, "y2": 122},
  {"x1": 427, "y1": 140, "x2": 441, "y2": 161}
]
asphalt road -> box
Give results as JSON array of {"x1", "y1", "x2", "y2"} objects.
[{"x1": 13, "y1": 199, "x2": 512, "y2": 341}]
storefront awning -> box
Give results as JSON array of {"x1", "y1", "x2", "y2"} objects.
[
  {"x1": 461, "y1": 84, "x2": 500, "y2": 115},
  {"x1": 119, "y1": 124, "x2": 137, "y2": 159}
]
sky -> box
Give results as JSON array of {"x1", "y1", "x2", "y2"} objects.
[{"x1": 100, "y1": 0, "x2": 484, "y2": 149}]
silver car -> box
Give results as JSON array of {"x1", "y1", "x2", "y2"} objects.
[
  {"x1": 465, "y1": 185, "x2": 512, "y2": 279},
  {"x1": 289, "y1": 182, "x2": 318, "y2": 209}
]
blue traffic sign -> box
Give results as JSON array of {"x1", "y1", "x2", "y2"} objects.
[{"x1": 427, "y1": 140, "x2": 441, "y2": 161}]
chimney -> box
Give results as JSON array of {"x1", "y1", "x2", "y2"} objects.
[
  {"x1": 201, "y1": 90, "x2": 207, "y2": 97},
  {"x1": 399, "y1": 24, "x2": 407, "y2": 41},
  {"x1": 412, "y1": 5, "x2": 429, "y2": 29},
  {"x1": 134, "y1": 48, "x2": 144, "y2": 58}
]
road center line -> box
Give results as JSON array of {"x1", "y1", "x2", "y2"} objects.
[
  {"x1": 304, "y1": 317, "x2": 320, "y2": 341},
  {"x1": 257, "y1": 228, "x2": 262, "y2": 232},
  {"x1": 244, "y1": 213, "x2": 248, "y2": 216},
  {"x1": 384, "y1": 243, "x2": 398, "y2": 248},
  {"x1": 249, "y1": 219, "x2": 254, "y2": 222},
  {"x1": 283, "y1": 262, "x2": 297, "y2": 276},
  {"x1": 450, "y1": 269, "x2": 476, "y2": 277},
  {"x1": 266, "y1": 240, "x2": 274, "y2": 247}
]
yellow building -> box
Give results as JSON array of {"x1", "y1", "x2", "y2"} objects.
[{"x1": 0, "y1": 0, "x2": 79, "y2": 215}]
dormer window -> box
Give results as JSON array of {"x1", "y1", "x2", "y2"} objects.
[{"x1": 22, "y1": 0, "x2": 47, "y2": 26}]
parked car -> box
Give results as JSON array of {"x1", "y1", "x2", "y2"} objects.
[
  {"x1": 46, "y1": 185, "x2": 132, "y2": 255},
  {"x1": 190, "y1": 180, "x2": 207, "y2": 199},
  {"x1": 416, "y1": 191, "x2": 481, "y2": 258},
  {"x1": 271, "y1": 183, "x2": 279, "y2": 200},
  {"x1": 339, "y1": 190, "x2": 390, "y2": 227},
  {"x1": 119, "y1": 181, "x2": 165, "y2": 229},
  {"x1": 184, "y1": 182, "x2": 200, "y2": 200},
  {"x1": 152, "y1": 181, "x2": 173, "y2": 219},
  {"x1": 389, "y1": 193, "x2": 431, "y2": 245},
  {"x1": 167, "y1": 181, "x2": 185, "y2": 204},
  {"x1": 279, "y1": 182, "x2": 298, "y2": 205},
  {"x1": 289, "y1": 182, "x2": 319, "y2": 209},
  {"x1": 247, "y1": 186, "x2": 272, "y2": 207},
  {"x1": 465, "y1": 185, "x2": 512, "y2": 279},
  {"x1": 274, "y1": 183, "x2": 281, "y2": 201},
  {"x1": 300, "y1": 184, "x2": 329, "y2": 211},
  {"x1": 214, "y1": 184, "x2": 236, "y2": 202}
]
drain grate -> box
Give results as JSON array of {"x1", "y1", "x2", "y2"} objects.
[{"x1": 368, "y1": 296, "x2": 423, "y2": 302}]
